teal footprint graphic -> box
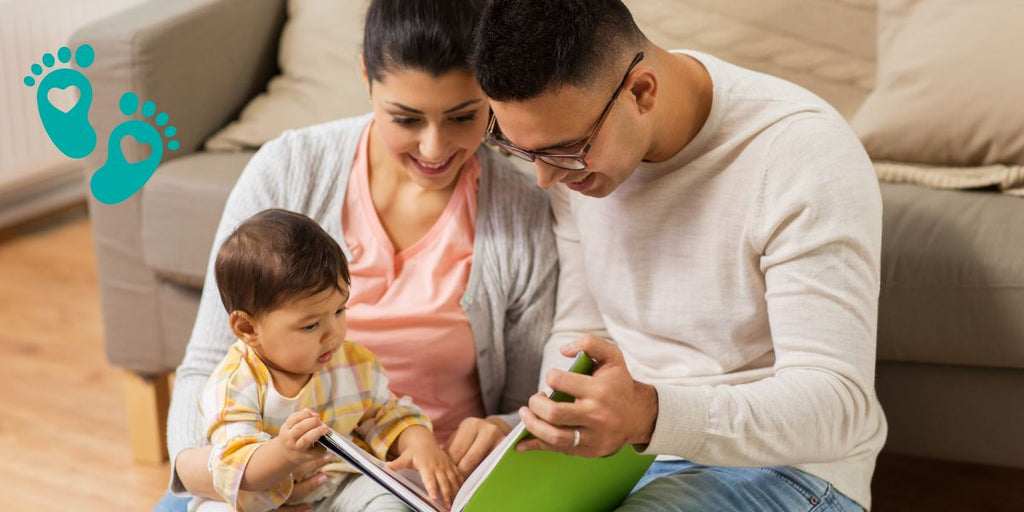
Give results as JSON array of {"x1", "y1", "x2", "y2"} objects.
[
  {"x1": 90, "y1": 92, "x2": 179, "y2": 205},
  {"x1": 23, "y1": 45, "x2": 97, "y2": 159}
]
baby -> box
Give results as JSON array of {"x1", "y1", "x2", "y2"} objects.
[{"x1": 193, "y1": 209, "x2": 460, "y2": 512}]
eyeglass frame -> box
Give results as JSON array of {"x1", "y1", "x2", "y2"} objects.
[{"x1": 484, "y1": 51, "x2": 646, "y2": 171}]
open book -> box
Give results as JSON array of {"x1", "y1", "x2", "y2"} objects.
[{"x1": 317, "y1": 352, "x2": 656, "y2": 512}]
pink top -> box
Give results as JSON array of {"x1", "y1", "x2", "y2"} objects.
[{"x1": 342, "y1": 124, "x2": 485, "y2": 442}]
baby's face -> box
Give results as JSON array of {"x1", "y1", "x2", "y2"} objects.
[{"x1": 253, "y1": 278, "x2": 350, "y2": 377}]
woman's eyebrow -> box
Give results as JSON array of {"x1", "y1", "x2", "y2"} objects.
[
  {"x1": 443, "y1": 99, "x2": 482, "y2": 114},
  {"x1": 386, "y1": 102, "x2": 422, "y2": 114},
  {"x1": 386, "y1": 98, "x2": 482, "y2": 115}
]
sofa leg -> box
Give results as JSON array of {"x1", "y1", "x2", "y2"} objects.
[{"x1": 122, "y1": 371, "x2": 171, "y2": 464}]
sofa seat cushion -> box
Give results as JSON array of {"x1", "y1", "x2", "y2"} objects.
[
  {"x1": 142, "y1": 151, "x2": 254, "y2": 289},
  {"x1": 878, "y1": 183, "x2": 1024, "y2": 369}
]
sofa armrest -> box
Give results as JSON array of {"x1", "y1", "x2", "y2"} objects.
[{"x1": 70, "y1": 0, "x2": 285, "y2": 375}]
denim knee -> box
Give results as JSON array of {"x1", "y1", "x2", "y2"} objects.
[
  {"x1": 619, "y1": 463, "x2": 863, "y2": 511},
  {"x1": 152, "y1": 491, "x2": 191, "y2": 512}
]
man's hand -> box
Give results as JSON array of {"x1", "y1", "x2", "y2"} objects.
[
  {"x1": 387, "y1": 426, "x2": 464, "y2": 508},
  {"x1": 276, "y1": 409, "x2": 330, "y2": 466},
  {"x1": 444, "y1": 416, "x2": 511, "y2": 477},
  {"x1": 516, "y1": 334, "x2": 659, "y2": 457}
]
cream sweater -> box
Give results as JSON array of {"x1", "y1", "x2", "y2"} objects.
[{"x1": 543, "y1": 51, "x2": 886, "y2": 509}]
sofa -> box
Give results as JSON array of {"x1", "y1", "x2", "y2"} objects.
[{"x1": 74, "y1": 0, "x2": 1024, "y2": 469}]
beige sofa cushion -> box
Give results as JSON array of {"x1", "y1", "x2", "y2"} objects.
[
  {"x1": 204, "y1": 0, "x2": 369, "y2": 151},
  {"x1": 142, "y1": 152, "x2": 254, "y2": 288},
  {"x1": 877, "y1": 183, "x2": 1024, "y2": 370},
  {"x1": 851, "y1": 0, "x2": 1024, "y2": 166}
]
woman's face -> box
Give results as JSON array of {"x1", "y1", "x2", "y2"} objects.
[{"x1": 368, "y1": 68, "x2": 489, "y2": 191}]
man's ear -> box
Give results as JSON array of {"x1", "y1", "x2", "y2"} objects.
[
  {"x1": 229, "y1": 311, "x2": 260, "y2": 348},
  {"x1": 359, "y1": 53, "x2": 372, "y2": 97},
  {"x1": 630, "y1": 68, "x2": 658, "y2": 115}
]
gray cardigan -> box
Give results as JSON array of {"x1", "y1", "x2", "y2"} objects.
[{"x1": 167, "y1": 114, "x2": 557, "y2": 492}]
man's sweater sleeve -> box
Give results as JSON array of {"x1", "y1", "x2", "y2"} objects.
[{"x1": 642, "y1": 115, "x2": 886, "y2": 466}]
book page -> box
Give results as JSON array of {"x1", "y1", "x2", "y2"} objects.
[
  {"x1": 320, "y1": 430, "x2": 447, "y2": 512},
  {"x1": 451, "y1": 423, "x2": 528, "y2": 511}
]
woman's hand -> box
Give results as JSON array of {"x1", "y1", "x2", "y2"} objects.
[
  {"x1": 284, "y1": 453, "x2": 334, "y2": 505},
  {"x1": 444, "y1": 416, "x2": 511, "y2": 477},
  {"x1": 387, "y1": 426, "x2": 464, "y2": 507}
]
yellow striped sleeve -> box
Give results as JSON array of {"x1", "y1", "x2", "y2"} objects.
[
  {"x1": 202, "y1": 341, "x2": 292, "y2": 512},
  {"x1": 343, "y1": 342, "x2": 433, "y2": 460}
]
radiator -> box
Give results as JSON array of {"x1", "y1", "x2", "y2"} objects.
[{"x1": 0, "y1": 0, "x2": 144, "y2": 226}]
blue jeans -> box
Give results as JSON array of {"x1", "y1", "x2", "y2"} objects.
[
  {"x1": 152, "y1": 492, "x2": 190, "y2": 512},
  {"x1": 620, "y1": 460, "x2": 863, "y2": 511}
]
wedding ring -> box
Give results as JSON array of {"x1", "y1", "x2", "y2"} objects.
[{"x1": 572, "y1": 427, "x2": 581, "y2": 448}]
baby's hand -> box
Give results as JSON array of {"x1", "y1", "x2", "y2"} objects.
[
  {"x1": 277, "y1": 409, "x2": 330, "y2": 467},
  {"x1": 386, "y1": 426, "x2": 463, "y2": 507}
]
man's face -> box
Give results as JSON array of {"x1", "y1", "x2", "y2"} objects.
[{"x1": 489, "y1": 82, "x2": 644, "y2": 198}]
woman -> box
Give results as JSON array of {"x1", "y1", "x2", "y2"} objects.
[{"x1": 155, "y1": 1, "x2": 556, "y2": 510}]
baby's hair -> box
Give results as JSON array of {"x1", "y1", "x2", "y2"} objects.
[{"x1": 214, "y1": 209, "x2": 350, "y2": 318}]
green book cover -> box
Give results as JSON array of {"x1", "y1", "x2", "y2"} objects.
[
  {"x1": 319, "y1": 352, "x2": 655, "y2": 512},
  {"x1": 459, "y1": 352, "x2": 655, "y2": 512}
]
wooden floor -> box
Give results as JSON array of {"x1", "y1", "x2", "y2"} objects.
[
  {"x1": 0, "y1": 208, "x2": 168, "y2": 512},
  {"x1": 0, "y1": 211, "x2": 1022, "y2": 511}
]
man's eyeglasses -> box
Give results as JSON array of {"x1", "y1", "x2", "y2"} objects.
[{"x1": 485, "y1": 51, "x2": 645, "y2": 171}]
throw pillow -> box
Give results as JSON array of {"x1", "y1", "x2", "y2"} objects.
[
  {"x1": 850, "y1": 0, "x2": 1024, "y2": 166},
  {"x1": 205, "y1": 0, "x2": 369, "y2": 151}
]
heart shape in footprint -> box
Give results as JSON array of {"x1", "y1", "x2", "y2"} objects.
[
  {"x1": 120, "y1": 134, "x2": 153, "y2": 164},
  {"x1": 46, "y1": 85, "x2": 80, "y2": 113}
]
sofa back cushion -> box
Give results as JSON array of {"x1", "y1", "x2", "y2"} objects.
[
  {"x1": 850, "y1": 0, "x2": 1024, "y2": 166},
  {"x1": 205, "y1": 0, "x2": 369, "y2": 150}
]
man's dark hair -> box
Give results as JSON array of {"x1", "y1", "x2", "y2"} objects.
[
  {"x1": 363, "y1": 0, "x2": 486, "y2": 82},
  {"x1": 215, "y1": 209, "x2": 350, "y2": 318},
  {"x1": 472, "y1": 0, "x2": 644, "y2": 101}
]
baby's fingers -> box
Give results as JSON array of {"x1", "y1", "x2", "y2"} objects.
[
  {"x1": 420, "y1": 467, "x2": 440, "y2": 504},
  {"x1": 283, "y1": 415, "x2": 322, "y2": 444},
  {"x1": 385, "y1": 451, "x2": 413, "y2": 471},
  {"x1": 438, "y1": 467, "x2": 461, "y2": 507},
  {"x1": 283, "y1": 409, "x2": 317, "y2": 429},
  {"x1": 296, "y1": 422, "x2": 329, "y2": 451}
]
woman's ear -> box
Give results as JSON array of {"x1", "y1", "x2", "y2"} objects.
[
  {"x1": 359, "y1": 53, "x2": 372, "y2": 97},
  {"x1": 229, "y1": 311, "x2": 260, "y2": 348}
]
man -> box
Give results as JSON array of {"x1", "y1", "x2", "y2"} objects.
[{"x1": 473, "y1": 1, "x2": 886, "y2": 510}]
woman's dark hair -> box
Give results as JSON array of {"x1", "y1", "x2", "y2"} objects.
[
  {"x1": 363, "y1": 0, "x2": 485, "y2": 83},
  {"x1": 215, "y1": 209, "x2": 350, "y2": 318},
  {"x1": 472, "y1": 0, "x2": 644, "y2": 101}
]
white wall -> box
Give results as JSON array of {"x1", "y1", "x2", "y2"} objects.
[{"x1": 0, "y1": 0, "x2": 145, "y2": 224}]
